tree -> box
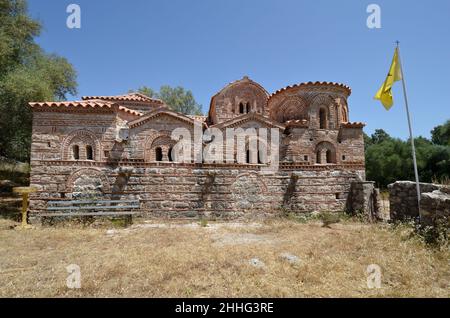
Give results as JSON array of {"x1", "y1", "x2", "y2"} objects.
[
  {"x1": 131, "y1": 85, "x2": 203, "y2": 115},
  {"x1": 431, "y1": 119, "x2": 450, "y2": 146},
  {"x1": 0, "y1": 0, "x2": 77, "y2": 161},
  {"x1": 365, "y1": 122, "x2": 450, "y2": 188},
  {"x1": 371, "y1": 129, "x2": 391, "y2": 144},
  {"x1": 128, "y1": 86, "x2": 156, "y2": 99}
]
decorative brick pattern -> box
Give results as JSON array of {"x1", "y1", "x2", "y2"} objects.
[{"x1": 28, "y1": 79, "x2": 366, "y2": 220}]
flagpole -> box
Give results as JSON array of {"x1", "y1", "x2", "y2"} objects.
[{"x1": 396, "y1": 41, "x2": 421, "y2": 218}]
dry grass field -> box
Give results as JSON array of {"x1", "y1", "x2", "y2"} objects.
[{"x1": 0, "y1": 217, "x2": 448, "y2": 298}]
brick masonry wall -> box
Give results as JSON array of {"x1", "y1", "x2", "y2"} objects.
[
  {"x1": 29, "y1": 161, "x2": 365, "y2": 221},
  {"x1": 29, "y1": 81, "x2": 366, "y2": 221}
]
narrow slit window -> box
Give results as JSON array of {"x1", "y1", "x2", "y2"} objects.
[
  {"x1": 326, "y1": 150, "x2": 333, "y2": 163},
  {"x1": 319, "y1": 108, "x2": 328, "y2": 129},
  {"x1": 155, "y1": 147, "x2": 163, "y2": 161},
  {"x1": 239, "y1": 103, "x2": 244, "y2": 114},
  {"x1": 72, "y1": 145, "x2": 80, "y2": 160},
  {"x1": 86, "y1": 145, "x2": 93, "y2": 160}
]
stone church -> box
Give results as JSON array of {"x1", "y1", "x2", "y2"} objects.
[{"x1": 28, "y1": 76, "x2": 366, "y2": 219}]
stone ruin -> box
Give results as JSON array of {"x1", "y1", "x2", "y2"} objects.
[{"x1": 389, "y1": 181, "x2": 450, "y2": 227}]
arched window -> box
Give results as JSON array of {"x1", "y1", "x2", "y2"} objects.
[
  {"x1": 316, "y1": 150, "x2": 322, "y2": 164},
  {"x1": 326, "y1": 150, "x2": 332, "y2": 163},
  {"x1": 168, "y1": 147, "x2": 173, "y2": 162},
  {"x1": 63, "y1": 130, "x2": 99, "y2": 161},
  {"x1": 319, "y1": 108, "x2": 328, "y2": 129},
  {"x1": 72, "y1": 145, "x2": 80, "y2": 160},
  {"x1": 86, "y1": 145, "x2": 93, "y2": 160},
  {"x1": 155, "y1": 147, "x2": 163, "y2": 161},
  {"x1": 246, "y1": 149, "x2": 250, "y2": 164},
  {"x1": 315, "y1": 141, "x2": 336, "y2": 164},
  {"x1": 257, "y1": 151, "x2": 263, "y2": 164},
  {"x1": 239, "y1": 103, "x2": 244, "y2": 114},
  {"x1": 246, "y1": 102, "x2": 250, "y2": 113}
]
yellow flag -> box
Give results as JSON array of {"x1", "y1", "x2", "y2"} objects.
[{"x1": 374, "y1": 47, "x2": 403, "y2": 110}]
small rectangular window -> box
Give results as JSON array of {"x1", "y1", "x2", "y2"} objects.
[
  {"x1": 342, "y1": 155, "x2": 346, "y2": 161},
  {"x1": 304, "y1": 155, "x2": 308, "y2": 161}
]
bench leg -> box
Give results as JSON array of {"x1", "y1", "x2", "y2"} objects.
[{"x1": 126, "y1": 215, "x2": 133, "y2": 226}]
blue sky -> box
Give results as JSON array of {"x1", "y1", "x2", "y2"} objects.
[{"x1": 28, "y1": 0, "x2": 449, "y2": 139}]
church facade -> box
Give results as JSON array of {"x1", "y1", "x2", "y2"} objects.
[{"x1": 28, "y1": 77, "x2": 366, "y2": 219}]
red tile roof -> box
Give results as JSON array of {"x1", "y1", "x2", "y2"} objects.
[
  {"x1": 285, "y1": 119, "x2": 309, "y2": 128},
  {"x1": 210, "y1": 112, "x2": 285, "y2": 130},
  {"x1": 29, "y1": 100, "x2": 143, "y2": 116},
  {"x1": 269, "y1": 81, "x2": 352, "y2": 99},
  {"x1": 82, "y1": 93, "x2": 164, "y2": 105},
  {"x1": 341, "y1": 122, "x2": 366, "y2": 128},
  {"x1": 29, "y1": 100, "x2": 113, "y2": 109},
  {"x1": 187, "y1": 115, "x2": 207, "y2": 122},
  {"x1": 128, "y1": 107, "x2": 201, "y2": 128}
]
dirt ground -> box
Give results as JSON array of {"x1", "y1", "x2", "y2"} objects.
[{"x1": 0, "y1": 217, "x2": 448, "y2": 298}]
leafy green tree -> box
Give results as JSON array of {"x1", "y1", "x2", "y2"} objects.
[
  {"x1": 421, "y1": 145, "x2": 450, "y2": 182},
  {"x1": 0, "y1": 0, "x2": 77, "y2": 161},
  {"x1": 128, "y1": 86, "x2": 157, "y2": 99},
  {"x1": 363, "y1": 132, "x2": 372, "y2": 148},
  {"x1": 365, "y1": 123, "x2": 450, "y2": 188},
  {"x1": 0, "y1": 0, "x2": 40, "y2": 75},
  {"x1": 131, "y1": 85, "x2": 203, "y2": 115},
  {"x1": 371, "y1": 129, "x2": 392, "y2": 144},
  {"x1": 158, "y1": 85, "x2": 202, "y2": 115},
  {"x1": 431, "y1": 119, "x2": 450, "y2": 146}
]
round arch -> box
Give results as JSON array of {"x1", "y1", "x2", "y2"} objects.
[
  {"x1": 61, "y1": 129, "x2": 101, "y2": 161},
  {"x1": 144, "y1": 131, "x2": 177, "y2": 162},
  {"x1": 269, "y1": 96, "x2": 308, "y2": 123},
  {"x1": 65, "y1": 168, "x2": 111, "y2": 193},
  {"x1": 310, "y1": 94, "x2": 338, "y2": 129},
  {"x1": 315, "y1": 141, "x2": 337, "y2": 164}
]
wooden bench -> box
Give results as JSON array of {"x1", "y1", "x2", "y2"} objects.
[{"x1": 41, "y1": 200, "x2": 140, "y2": 222}]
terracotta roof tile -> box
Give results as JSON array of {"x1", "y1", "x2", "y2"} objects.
[
  {"x1": 82, "y1": 93, "x2": 164, "y2": 104},
  {"x1": 341, "y1": 122, "x2": 365, "y2": 128},
  {"x1": 128, "y1": 107, "x2": 201, "y2": 128},
  {"x1": 29, "y1": 101, "x2": 143, "y2": 117},
  {"x1": 285, "y1": 119, "x2": 309, "y2": 127},
  {"x1": 187, "y1": 115, "x2": 207, "y2": 122},
  {"x1": 269, "y1": 81, "x2": 352, "y2": 99},
  {"x1": 29, "y1": 100, "x2": 114, "y2": 109},
  {"x1": 117, "y1": 106, "x2": 144, "y2": 116},
  {"x1": 210, "y1": 112, "x2": 285, "y2": 130}
]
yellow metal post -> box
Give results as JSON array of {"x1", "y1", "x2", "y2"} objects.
[
  {"x1": 21, "y1": 192, "x2": 28, "y2": 227},
  {"x1": 13, "y1": 187, "x2": 37, "y2": 229}
]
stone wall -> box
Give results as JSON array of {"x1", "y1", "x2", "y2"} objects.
[
  {"x1": 420, "y1": 187, "x2": 450, "y2": 227},
  {"x1": 29, "y1": 161, "x2": 365, "y2": 222},
  {"x1": 346, "y1": 181, "x2": 382, "y2": 221},
  {"x1": 388, "y1": 181, "x2": 441, "y2": 220},
  {"x1": 29, "y1": 80, "x2": 367, "y2": 221}
]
